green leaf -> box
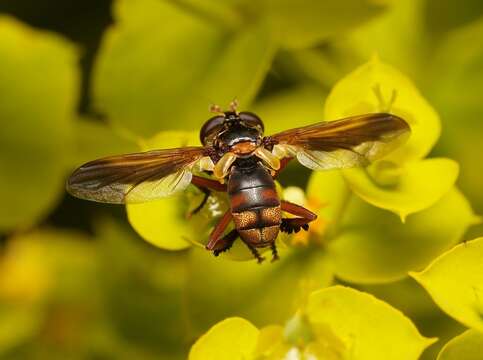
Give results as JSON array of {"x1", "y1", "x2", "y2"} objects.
[
  {"x1": 0, "y1": 17, "x2": 79, "y2": 231},
  {"x1": 424, "y1": 0, "x2": 483, "y2": 36},
  {"x1": 186, "y1": 245, "x2": 334, "y2": 333},
  {"x1": 426, "y1": 18, "x2": 483, "y2": 223},
  {"x1": 186, "y1": 249, "x2": 280, "y2": 333},
  {"x1": 437, "y1": 329, "x2": 483, "y2": 360},
  {"x1": 306, "y1": 169, "x2": 351, "y2": 238},
  {"x1": 189, "y1": 317, "x2": 259, "y2": 360},
  {"x1": 306, "y1": 286, "x2": 436, "y2": 360},
  {"x1": 339, "y1": 0, "x2": 427, "y2": 78},
  {"x1": 94, "y1": 218, "x2": 191, "y2": 351},
  {"x1": 164, "y1": 0, "x2": 245, "y2": 30},
  {"x1": 324, "y1": 57, "x2": 440, "y2": 163},
  {"x1": 306, "y1": 169, "x2": 477, "y2": 283},
  {"x1": 411, "y1": 237, "x2": 483, "y2": 332},
  {"x1": 94, "y1": 0, "x2": 276, "y2": 138},
  {"x1": 70, "y1": 118, "x2": 138, "y2": 168},
  {"x1": 252, "y1": 85, "x2": 326, "y2": 134},
  {"x1": 329, "y1": 187, "x2": 477, "y2": 284},
  {"x1": 263, "y1": 0, "x2": 386, "y2": 49},
  {"x1": 342, "y1": 158, "x2": 459, "y2": 220},
  {"x1": 0, "y1": 308, "x2": 42, "y2": 355},
  {"x1": 2, "y1": 230, "x2": 96, "y2": 296},
  {"x1": 428, "y1": 19, "x2": 483, "y2": 112}
]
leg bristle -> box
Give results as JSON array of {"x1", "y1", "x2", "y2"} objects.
[
  {"x1": 280, "y1": 218, "x2": 311, "y2": 234},
  {"x1": 210, "y1": 229, "x2": 238, "y2": 258}
]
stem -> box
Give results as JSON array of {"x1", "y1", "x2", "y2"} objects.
[
  {"x1": 169, "y1": 0, "x2": 243, "y2": 31},
  {"x1": 180, "y1": 252, "x2": 195, "y2": 344}
]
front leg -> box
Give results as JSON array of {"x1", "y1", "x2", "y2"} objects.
[{"x1": 280, "y1": 200, "x2": 317, "y2": 234}]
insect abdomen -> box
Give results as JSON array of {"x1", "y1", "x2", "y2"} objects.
[{"x1": 228, "y1": 163, "x2": 281, "y2": 247}]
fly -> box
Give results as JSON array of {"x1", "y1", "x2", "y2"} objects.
[{"x1": 67, "y1": 101, "x2": 410, "y2": 263}]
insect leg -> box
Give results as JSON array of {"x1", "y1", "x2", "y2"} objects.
[
  {"x1": 270, "y1": 242, "x2": 279, "y2": 262},
  {"x1": 245, "y1": 243, "x2": 265, "y2": 264},
  {"x1": 280, "y1": 200, "x2": 317, "y2": 234},
  {"x1": 189, "y1": 176, "x2": 227, "y2": 216},
  {"x1": 191, "y1": 176, "x2": 227, "y2": 192},
  {"x1": 188, "y1": 187, "x2": 210, "y2": 217},
  {"x1": 206, "y1": 210, "x2": 233, "y2": 250},
  {"x1": 213, "y1": 229, "x2": 239, "y2": 257}
]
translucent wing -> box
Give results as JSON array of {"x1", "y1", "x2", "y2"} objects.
[
  {"x1": 270, "y1": 113, "x2": 410, "y2": 170},
  {"x1": 67, "y1": 147, "x2": 207, "y2": 204}
]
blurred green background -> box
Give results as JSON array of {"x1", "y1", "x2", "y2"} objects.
[{"x1": 0, "y1": 0, "x2": 482, "y2": 359}]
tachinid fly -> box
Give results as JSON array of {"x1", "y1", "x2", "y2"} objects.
[{"x1": 67, "y1": 101, "x2": 410, "y2": 263}]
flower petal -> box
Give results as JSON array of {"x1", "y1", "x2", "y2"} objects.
[
  {"x1": 307, "y1": 286, "x2": 436, "y2": 360},
  {"x1": 437, "y1": 329, "x2": 483, "y2": 360},
  {"x1": 411, "y1": 237, "x2": 483, "y2": 332},
  {"x1": 343, "y1": 158, "x2": 459, "y2": 220},
  {"x1": 324, "y1": 57, "x2": 440, "y2": 163},
  {"x1": 189, "y1": 317, "x2": 259, "y2": 360},
  {"x1": 330, "y1": 188, "x2": 476, "y2": 284}
]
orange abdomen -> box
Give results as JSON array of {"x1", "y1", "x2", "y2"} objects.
[{"x1": 227, "y1": 162, "x2": 281, "y2": 248}]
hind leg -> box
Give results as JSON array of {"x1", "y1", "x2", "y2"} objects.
[
  {"x1": 212, "y1": 230, "x2": 239, "y2": 257},
  {"x1": 280, "y1": 200, "x2": 317, "y2": 234},
  {"x1": 243, "y1": 243, "x2": 266, "y2": 264},
  {"x1": 270, "y1": 242, "x2": 279, "y2": 262},
  {"x1": 206, "y1": 210, "x2": 233, "y2": 251}
]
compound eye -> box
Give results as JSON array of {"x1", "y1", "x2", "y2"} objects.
[
  {"x1": 200, "y1": 115, "x2": 225, "y2": 145},
  {"x1": 239, "y1": 112, "x2": 264, "y2": 133}
]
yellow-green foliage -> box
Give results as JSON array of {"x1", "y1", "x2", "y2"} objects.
[
  {"x1": 190, "y1": 286, "x2": 436, "y2": 360},
  {"x1": 0, "y1": 17, "x2": 79, "y2": 231},
  {"x1": 0, "y1": 0, "x2": 482, "y2": 359}
]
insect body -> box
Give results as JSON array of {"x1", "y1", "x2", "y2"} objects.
[
  {"x1": 67, "y1": 102, "x2": 410, "y2": 263},
  {"x1": 228, "y1": 160, "x2": 282, "y2": 259}
]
